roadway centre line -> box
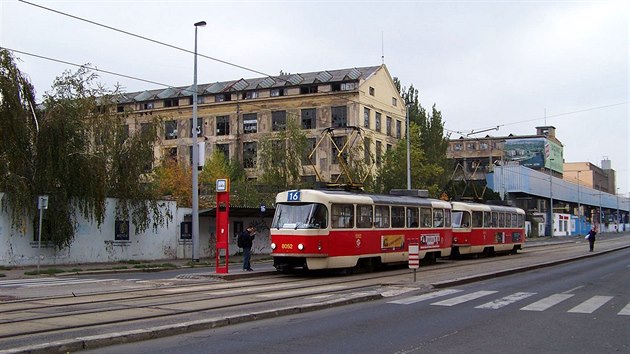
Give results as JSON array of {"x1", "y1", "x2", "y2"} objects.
[
  {"x1": 387, "y1": 289, "x2": 463, "y2": 305},
  {"x1": 563, "y1": 285, "x2": 584, "y2": 293},
  {"x1": 568, "y1": 296, "x2": 613, "y2": 313},
  {"x1": 431, "y1": 290, "x2": 497, "y2": 307},
  {"x1": 520, "y1": 294, "x2": 574, "y2": 311},
  {"x1": 475, "y1": 292, "x2": 537, "y2": 310}
]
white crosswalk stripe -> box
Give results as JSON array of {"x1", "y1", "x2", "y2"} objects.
[
  {"x1": 618, "y1": 303, "x2": 630, "y2": 316},
  {"x1": 475, "y1": 292, "x2": 537, "y2": 309},
  {"x1": 431, "y1": 290, "x2": 498, "y2": 306},
  {"x1": 520, "y1": 294, "x2": 574, "y2": 311},
  {"x1": 388, "y1": 289, "x2": 463, "y2": 305},
  {"x1": 568, "y1": 296, "x2": 613, "y2": 314},
  {"x1": 388, "y1": 289, "x2": 630, "y2": 316}
]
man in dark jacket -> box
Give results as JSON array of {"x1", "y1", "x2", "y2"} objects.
[
  {"x1": 587, "y1": 227, "x2": 597, "y2": 252},
  {"x1": 238, "y1": 226, "x2": 256, "y2": 271}
]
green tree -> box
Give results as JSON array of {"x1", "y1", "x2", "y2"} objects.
[
  {"x1": 382, "y1": 78, "x2": 451, "y2": 197},
  {"x1": 258, "y1": 117, "x2": 308, "y2": 190},
  {"x1": 0, "y1": 49, "x2": 170, "y2": 249}
]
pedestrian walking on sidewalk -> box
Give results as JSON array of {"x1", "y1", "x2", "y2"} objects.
[
  {"x1": 238, "y1": 226, "x2": 256, "y2": 271},
  {"x1": 586, "y1": 227, "x2": 597, "y2": 252}
]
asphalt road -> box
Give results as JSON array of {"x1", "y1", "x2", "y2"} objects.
[
  {"x1": 84, "y1": 248, "x2": 630, "y2": 354},
  {"x1": 0, "y1": 235, "x2": 630, "y2": 353}
]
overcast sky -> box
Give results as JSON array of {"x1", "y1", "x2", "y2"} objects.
[{"x1": 1, "y1": 0, "x2": 628, "y2": 196}]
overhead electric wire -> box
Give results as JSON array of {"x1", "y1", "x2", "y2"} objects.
[
  {"x1": 17, "y1": 0, "x2": 269, "y2": 78},
  {"x1": 17, "y1": 0, "x2": 407, "y2": 121},
  {"x1": 16, "y1": 0, "x2": 630, "y2": 136},
  {"x1": 1, "y1": 47, "x2": 174, "y2": 90}
]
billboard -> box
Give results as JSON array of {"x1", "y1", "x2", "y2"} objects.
[{"x1": 504, "y1": 138, "x2": 563, "y2": 173}]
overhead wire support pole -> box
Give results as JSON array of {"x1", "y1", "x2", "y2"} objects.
[
  {"x1": 406, "y1": 103, "x2": 411, "y2": 190},
  {"x1": 191, "y1": 20, "x2": 206, "y2": 262}
]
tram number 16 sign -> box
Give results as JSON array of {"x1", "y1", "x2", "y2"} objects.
[{"x1": 408, "y1": 244, "x2": 420, "y2": 269}]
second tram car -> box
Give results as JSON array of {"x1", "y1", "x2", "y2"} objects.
[
  {"x1": 451, "y1": 202, "x2": 526, "y2": 256},
  {"x1": 270, "y1": 189, "x2": 453, "y2": 272}
]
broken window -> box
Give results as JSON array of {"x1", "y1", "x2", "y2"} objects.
[
  {"x1": 272, "y1": 111, "x2": 286, "y2": 131},
  {"x1": 243, "y1": 142, "x2": 257, "y2": 168},
  {"x1": 164, "y1": 98, "x2": 179, "y2": 107},
  {"x1": 243, "y1": 113, "x2": 257, "y2": 134},
  {"x1": 165, "y1": 120, "x2": 177, "y2": 140},
  {"x1": 216, "y1": 143, "x2": 229, "y2": 160},
  {"x1": 300, "y1": 86, "x2": 318, "y2": 94},
  {"x1": 331, "y1": 106, "x2": 347, "y2": 128},
  {"x1": 216, "y1": 116, "x2": 229, "y2": 136},
  {"x1": 301, "y1": 108, "x2": 316, "y2": 129}
]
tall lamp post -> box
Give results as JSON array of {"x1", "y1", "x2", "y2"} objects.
[{"x1": 191, "y1": 20, "x2": 206, "y2": 262}]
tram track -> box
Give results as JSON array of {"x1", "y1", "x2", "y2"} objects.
[{"x1": 0, "y1": 269, "x2": 406, "y2": 342}]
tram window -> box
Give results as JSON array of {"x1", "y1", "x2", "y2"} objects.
[
  {"x1": 453, "y1": 211, "x2": 470, "y2": 228},
  {"x1": 272, "y1": 203, "x2": 327, "y2": 229},
  {"x1": 433, "y1": 209, "x2": 444, "y2": 228},
  {"x1": 357, "y1": 204, "x2": 373, "y2": 228},
  {"x1": 331, "y1": 204, "x2": 354, "y2": 229},
  {"x1": 444, "y1": 209, "x2": 451, "y2": 227},
  {"x1": 483, "y1": 211, "x2": 491, "y2": 227},
  {"x1": 517, "y1": 214, "x2": 524, "y2": 228},
  {"x1": 498, "y1": 213, "x2": 505, "y2": 228},
  {"x1": 491, "y1": 212, "x2": 498, "y2": 227},
  {"x1": 421, "y1": 207, "x2": 432, "y2": 227},
  {"x1": 451, "y1": 211, "x2": 463, "y2": 228},
  {"x1": 374, "y1": 205, "x2": 390, "y2": 228},
  {"x1": 510, "y1": 214, "x2": 517, "y2": 228},
  {"x1": 407, "y1": 207, "x2": 419, "y2": 228},
  {"x1": 391, "y1": 206, "x2": 405, "y2": 228},
  {"x1": 472, "y1": 211, "x2": 483, "y2": 228}
]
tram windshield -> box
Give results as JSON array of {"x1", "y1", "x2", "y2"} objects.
[{"x1": 272, "y1": 203, "x2": 328, "y2": 229}]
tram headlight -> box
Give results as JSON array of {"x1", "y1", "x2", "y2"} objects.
[
  {"x1": 297, "y1": 243, "x2": 304, "y2": 251},
  {"x1": 317, "y1": 241, "x2": 322, "y2": 251},
  {"x1": 271, "y1": 243, "x2": 276, "y2": 250},
  {"x1": 453, "y1": 237, "x2": 458, "y2": 243}
]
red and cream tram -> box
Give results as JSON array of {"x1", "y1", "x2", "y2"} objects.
[
  {"x1": 450, "y1": 202, "x2": 526, "y2": 256},
  {"x1": 270, "y1": 189, "x2": 453, "y2": 272}
]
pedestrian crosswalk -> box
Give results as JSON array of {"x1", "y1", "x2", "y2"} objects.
[
  {"x1": 0, "y1": 277, "x2": 138, "y2": 288},
  {"x1": 388, "y1": 288, "x2": 630, "y2": 316}
]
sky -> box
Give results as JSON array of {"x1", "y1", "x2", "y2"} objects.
[{"x1": 1, "y1": 0, "x2": 628, "y2": 196}]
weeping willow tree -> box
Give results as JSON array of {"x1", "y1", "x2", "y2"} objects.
[{"x1": 0, "y1": 49, "x2": 170, "y2": 249}]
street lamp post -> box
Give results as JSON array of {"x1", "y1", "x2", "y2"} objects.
[{"x1": 191, "y1": 20, "x2": 206, "y2": 262}]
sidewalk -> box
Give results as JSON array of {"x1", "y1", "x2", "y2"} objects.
[{"x1": 0, "y1": 254, "x2": 273, "y2": 280}]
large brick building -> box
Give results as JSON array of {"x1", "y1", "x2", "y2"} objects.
[{"x1": 115, "y1": 65, "x2": 405, "y2": 183}]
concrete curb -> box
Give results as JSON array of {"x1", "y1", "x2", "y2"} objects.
[{"x1": 0, "y1": 293, "x2": 383, "y2": 354}]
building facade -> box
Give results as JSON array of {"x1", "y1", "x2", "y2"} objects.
[
  {"x1": 115, "y1": 65, "x2": 406, "y2": 183},
  {"x1": 447, "y1": 126, "x2": 565, "y2": 181}
]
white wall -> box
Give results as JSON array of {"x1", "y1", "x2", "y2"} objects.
[
  {"x1": 0, "y1": 198, "x2": 180, "y2": 266},
  {"x1": 0, "y1": 198, "x2": 273, "y2": 267}
]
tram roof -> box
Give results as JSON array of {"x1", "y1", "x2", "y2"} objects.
[{"x1": 277, "y1": 189, "x2": 450, "y2": 208}]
